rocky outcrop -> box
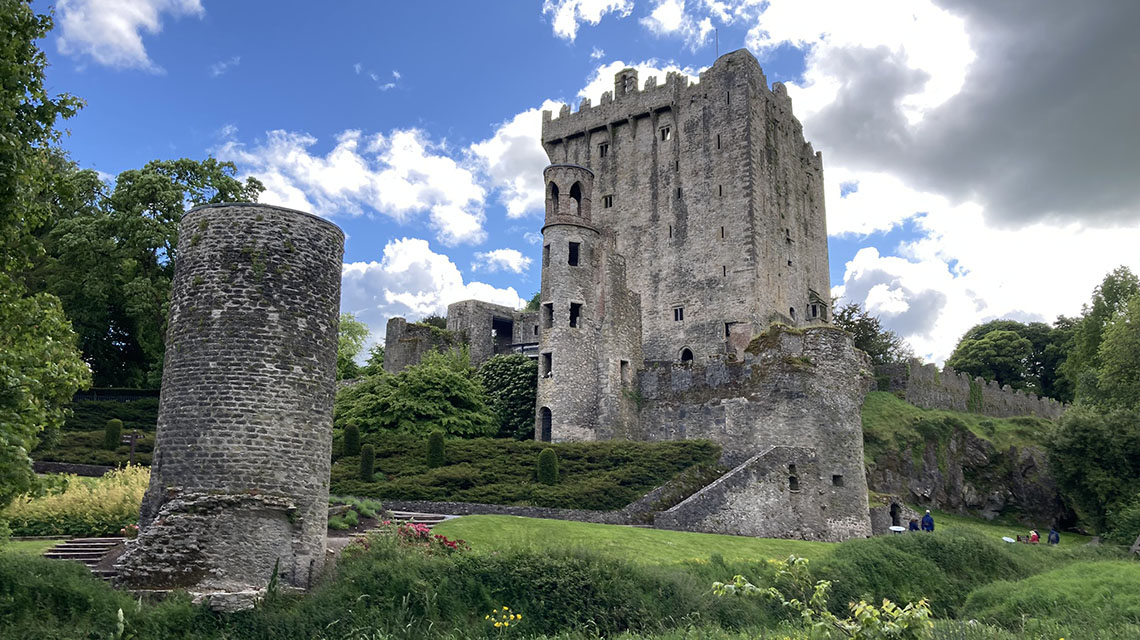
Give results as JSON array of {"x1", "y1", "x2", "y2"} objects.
[{"x1": 866, "y1": 426, "x2": 1067, "y2": 526}]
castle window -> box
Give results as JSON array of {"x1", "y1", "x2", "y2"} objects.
[
  {"x1": 789, "y1": 307, "x2": 796, "y2": 320},
  {"x1": 676, "y1": 187, "x2": 683, "y2": 198},
  {"x1": 789, "y1": 476, "x2": 800, "y2": 491},
  {"x1": 718, "y1": 184, "x2": 723, "y2": 197},
  {"x1": 788, "y1": 464, "x2": 797, "y2": 474},
  {"x1": 542, "y1": 303, "x2": 553, "y2": 329},
  {"x1": 568, "y1": 242, "x2": 580, "y2": 266},
  {"x1": 832, "y1": 474, "x2": 844, "y2": 487},
  {"x1": 811, "y1": 304, "x2": 819, "y2": 319},
  {"x1": 569, "y1": 182, "x2": 582, "y2": 215},
  {"x1": 569, "y1": 302, "x2": 582, "y2": 328},
  {"x1": 720, "y1": 226, "x2": 725, "y2": 239},
  {"x1": 602, "y1": 195, "x2": 613, "y2": 208},
  {"x1": 673, "y1": 306, "x2": 684, "y2": 322},
  {"x1": 543, "y1": 244, "x2": 550, "y2": 267},
  {"x1": 675, "y1": 160, "x2": 679, "y2": 171},
  {"x1": 668, "y1": 225, "x2": 673, "y2": 238},
  {"x1": 620, "y1": 360, "x2": 630, "y2": 384},
  {"x1": 660, "y1": 126, "x2": 672, "y2": 141},
  {"x1": 726, "y1": 91, "x2": 730, "y2": 104},
  {"x1": 598, "y1": 142, "x2": 609, "y2": 158},
  {"x1": 542, "y1": 352, "x2": 552, "y2": 377},
  {"x1": 539, "y1": 407, "x2": 552, "y2": 442},
  {"x1": 787, "y1": 259, "x2": 793, "y2": 267},
  {"x1": 533, "y1": 325, "x2": 538, "y2": 336},
  {"x1": 716, "y1": 134, "x2": 721, "y2": 149},
  {"x1": 680, "y1": 347, "x2": 694, "y2": 363},
  {"x1": 549, "y1": 182, "x2": 559, "y2": 213},
  {"x1": 722, "y1": 266, "x2": 727, "y2": 277}
]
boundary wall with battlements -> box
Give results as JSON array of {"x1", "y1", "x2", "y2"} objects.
[{"x1": 876, "y1": 359, "x2": 1065, "y2": 421}]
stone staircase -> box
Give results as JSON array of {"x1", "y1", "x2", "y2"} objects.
[
  {"x1": 42, "y1": 537, "x2": 123, "y2": 581},
  {"x1": 349, "y1": 510, "x2": 455, "y2": 538}
]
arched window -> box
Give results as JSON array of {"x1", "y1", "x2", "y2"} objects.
[
  {"x1": 539, "y1": 407, "x2": 552, "y2": 442},
  {"x1": 679, "y1": 347, "x2": 694, "y2": 363},
  {"x1": 569, "y1": 182, "x2": 582, "y2": 215},
  {"x1": 549, "y1": 182, "x2": 559, "y2": 214}
]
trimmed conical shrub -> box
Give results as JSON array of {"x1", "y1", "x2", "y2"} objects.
[
  {"x1": 103, "y1": 419, "x2": 123, "y2": 451},
  {"x1": 538, "y1": 448, "x2": 559, "y2": 485},
  {"x1": 427, "y1": 430, "x2": 445, "y2": 468},
  {"x1": 360, "y1": 444, "x2": 375, "y2": 482},
  {"x1": 343, "y1": 422, "x2": 361, "y2": 457}
]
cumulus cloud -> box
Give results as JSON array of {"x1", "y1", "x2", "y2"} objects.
[
  {"x1": 469, "y1": 100, "x2": 561, "y2": 218},
  {"x1": 209, "y1": 55, "x2": 240, "y2": 77},
  {"x1": 641, "y1": 0, "x2": 714, "y2": 50},
  {"x1": 590, "y1": 47, "x2": 606, "y2": 60},
  {"x1": 472, "y1": 249, "x2": 533, "y2": 274},
  {"x1": 543, "y1": 0, "x2": 633, "y2": 41},
  {"x1": 56, "y1": 0, "x2": 203, "y2": 71},
  {"x1": 576, "y1": 60, "x2": 701, "y2": 104},
  {"x1": 216, "y1": 128, "x2": 487, "y2": 246},
  {"x1": 341, "y1": 238, "x2": 526, "y2": 341}
]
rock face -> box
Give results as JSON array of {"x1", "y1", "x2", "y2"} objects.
[
  {"x1": 117, "y1": 203, "x2": 343, "y2": 600},
  {"x1": 866, "y1": 425, "x2": 1066, "y2": 525}
]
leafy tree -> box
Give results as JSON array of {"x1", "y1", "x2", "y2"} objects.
[
  {"x1": 478, "y1": 354, "x2": 538, "y2": 439},
  {"x1": 360, "y1": 343, "x2": 385, "y2": 377},
  {"x1": 946, "y1": 330, "x2": 1034, "y2": 391},
  {"x1": 831, "y1": 302, "x2": 913, "y2": 366},
  {"x1": 337, "y1": 313, "x2": 370, "y2": 380},
  {"x1": 334, "y1": 349, "x2": 496, "y2": 438},
  {"x1": 523, "y1": 291, "x2": 541, "y2": 312},
  {"x1": 1060, "y1": 266, "x2": 1140, "y2": 400},
  {"x1": 417, "y1": 314, "x2": 447, "y2": 330},
  {"x1": 0, "y1": 1, "x2": 91, "y2": 510},
  {"x1": 1091, "y1": 293, "x2": 1140, "y2": 412},
  {"x1": 948, "y1": 319, "x2": 1073, "y2": 400},
  {"x1": 1048, "y1": 406, "x2": 1140, "y2": 531}
]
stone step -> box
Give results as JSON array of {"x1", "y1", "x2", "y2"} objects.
[
  {"x1": 50, "y1": 543, "x2": 119, "y2": 551},
  {"x1": 44, "y1": 551, "x2": 108, "y2": 561}
]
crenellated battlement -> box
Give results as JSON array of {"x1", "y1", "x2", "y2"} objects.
[{"x1": 876, "y1": 359, "x2": 1066, "y2": 421}]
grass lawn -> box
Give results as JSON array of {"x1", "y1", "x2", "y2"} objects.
[
  {"x1": 2, "y1": 539, "x2": 60, "y2": 555},
  {"x1": 431, "y1": 515, "x2": 833, "y2": 565},
  {"x1": 927, "y1": 508, "x2": 1092, "y2": 546}
]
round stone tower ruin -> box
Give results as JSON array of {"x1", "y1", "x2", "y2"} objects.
[
  {"x1": 117, "y1": 203, "x2": 343, "y2": 605},
  {"x1": 536, "y1": 164, "x2": 602, "y2": 441}
]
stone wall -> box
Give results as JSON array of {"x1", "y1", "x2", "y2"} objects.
[
  {"x1": 383, "y1": 317, "x2": 458, "y2": 373},
  {"x1": 656, "y1": 446, "x2": 870, "y2": 541},
  {"x1": 877, "y1": 360, "x2": 1065, "y2": 420},
  {"x1": 118, "y1": 203, "x2": 342, "y2": 599}
]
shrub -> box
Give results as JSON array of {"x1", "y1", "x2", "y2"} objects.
[
  {"x1": 538, "y1": 448, "x2": 559, "y2": 485},
  {"x1": 1105, "y1": 493, "x2": 1140, "y2": 546},
  {"x1": 343, "y1": 422, "x2": 361, "y2": 456},
  {"x1": 478, "y1": 354, "x2": 538, "y2": 439},
  {"x1": 427, "y1": 430, "x2": 445, "y2": 468},
  {"x1": 1, "y1": 466, "x2": 148, "y2": 537},
  {"x1": 359, "y1": 444, "x2": 375, "y2": 482},
  {"x1": 102, "y1": 419, "x2": 123, "y2": 451}
]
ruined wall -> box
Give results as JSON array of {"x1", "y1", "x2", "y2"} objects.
[
  {"x1": 447, "y1": 300, "x2": 518, "y2": 367},
  {"x1": 656, "y1": 446, "x2": 870, "y2": 541},
  {"x1": 542, "y1": 49, "x2": 830, "y2": 364},
  {"x1": 383, "y1": 317, "x2": 458, "y2": 373},
  {"x1": 638, "y1": 326, "x2": 873, "y2": 540},
  {"x1": 877, "y1": 360, "x2": 1065, "y2": 420},
  {"x1": 118, "y1": 203, "x2": 342, "y2": 598}
]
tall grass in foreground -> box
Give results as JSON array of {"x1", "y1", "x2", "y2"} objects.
[{"x1": 0, "y1": 466, "x2": 148, "y2": 536}]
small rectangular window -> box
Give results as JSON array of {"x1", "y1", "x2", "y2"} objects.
[
  {"x1": 725, "y1": 322, "x2": 732, "y2": 338},
  {"x1": 722, "y1": 266, "x2": 727, "y2": 277},
  {"x1": 832, "y1": 474, "x2": 844, "y2": 487},
  {"x1": 569, "y1": 302, "x2": 581, "y2": 328},
  {"x1": 543, "y1": 244, "x2": 550, "y2": 267},
  {"x1": 668, "y1": 225, "x2": 673, "y2": 238},
  {"x1": 598, "y1": 142, "x2": 609, "y2": 158},
  {"x1": 542, "y1": 303, "x2": 553, "y2": 329},
  {"x1": 789, "y1": 476, "x2": 800, "y2": 491},
  {"x1": 673, "y1": 306, "x2": 684, "y2": 322},
  {"x1": 787, "y1": 259, "x2": 793, "y2": 267},
  {"x1": 533, "y1": 325, "x2": 538, "y2": 336},
  {"x1": 660, "y1": 126, "x2": 671, "y2": 141},
  {"x1": 676, "y1": 187, "x2": 683, "y2": 198},
  {"x1": 811, "y1": 304, "x2": 820, "y2": 318},
  {"x1": 568, "y1": 242, "x2": 580, "y2": 266},
  {"x1": 726, "y1": 91, "x2": 730, "y2": 104},
  {"x1": 602, "y1": 195, "x2": 613, "y2": 208},
  {"x1": 720, "y1": 226, "x2": 725, "y2": 239},
  {"x1": 542, "y1": 352, "x2": 552, "y2": 377},
  {"x1": 716, "y1": 134, "x2": 721, "y2": 149},
  {"x1": 675, "y1": 160, "x2": 679, "y2": 171},
  {"x1": 620, "y1": 360, "x2": 630, "y2": 384}
]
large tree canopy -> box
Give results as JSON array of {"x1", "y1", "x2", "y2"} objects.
[
  {"x1": 0, "y1": 0, "x2": 91, "y2": 509},
  {"x1": 830, "y1": 302, "x2": 913, "y2": 366},
  {"x1": 337, "y1": 312, "x2": 371, "y2": 380},
  {"x1": 946, "y1": 329, "x2": 1034, "y2": 392},
  {"x1": 947, "y1": 319, "x2": 1074, "y2": 400}
]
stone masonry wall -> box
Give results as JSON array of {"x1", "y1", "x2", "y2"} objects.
[
  {"x1": 119, "y1": 203, "x2": 343, "y2": 597},
  {"x1": 384, "y1": 317, "x2": 458, "y2": 373},
  {"x1": 877, "y1": 360, "x2": 1065, "y2": 420}
]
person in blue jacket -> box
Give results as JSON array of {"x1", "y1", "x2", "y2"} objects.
[
  {"x1": 908, "y1": 518, "x2": 920, "y2": 531},
  {"x1": 921, "y1": 510, "x2": 935, "y2": 532}
]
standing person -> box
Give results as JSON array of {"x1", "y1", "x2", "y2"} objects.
[
  {"x1": 921, "y1": 510, "x2": 935, "y2": 532},
  {"x1": 1048, "y1": 528, "x2": 1060, "y2": 545},
  {"x1": 908, "y1": 518, "x2": 920, "y2": 531}
]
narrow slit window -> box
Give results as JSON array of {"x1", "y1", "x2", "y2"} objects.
[
  {"x1": 602, "y1": 195, "x2": 613, "y2": 208},
  {"x1": 533, "y1": 325, "x2": 539, "y2": 336},
  {"x1": 668, "y1": 225, "x2": 673, "y2": 238},
  {"x1": 726, "y1": 91, "x2": 730, "y2": 104},
  {"x1": 720, "y1": 226, "x2": 725, "y2": 239},
  {"x1": 620, "y1": 360, "x2": 630, "y2": 384},
  {"x1": 722, "y1": 265, "x2": 727, "y2": 277},
  {"x1": 660, "y1": 126, "x2": 671, "y2": 141},
  {"x1": 718, "y1": 184, "x2": 723, "y2": 197},
  {"x1": 542, "y1": 352, "x2": 552, "y2": 377},
  {"x1": 543, "y1": 244, "x2": 550, "y2": 267},
  {"x1": 542, "y1": 303, "x2": 553, "y2": 329},
  {"x1": 789, "y1": 307, "x2": 796, "y2": 320},
  {"x1": 673, "y1": 306, "x2": 684, "y2": 322},
  {"x1": 675, "y1": 160, "x2": 679, "y2": 171},
  {"x1": 725, "y1": 322, "x2": 732, "y2": 338},
  {"x1": 676, "y1": 186, "x2": 683, "y2": 198},
  {"x1": 716, "y1": 134, "x2": 721, "y2": 149},
  {"x1": 569, "y1": 303, "x2": 582, "y2": 328},
  {"x1": 568, "y1": 242, "x2": 580, "y2": 266},
  {"x1": 598, "y1": 142, "x2": 609, "y2": 158}
]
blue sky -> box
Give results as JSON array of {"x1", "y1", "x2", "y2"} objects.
[{"x1": 34, "y1": 0, "x2": 1140, "y2": 363}]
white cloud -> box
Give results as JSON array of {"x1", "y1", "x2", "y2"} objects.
[
  {"x1": 469, "y1": 99, "x2": 561, "y2": 218},
  {"x1": 576, "y1": 60, "x2": 701, "y2": 104},
  {"x1": 524, "y1": 232, "x2": 543, "y2": 245},
  {"x1": 641, "y1": 0, "x2": 714, "y2": 50},
  {"x1": 472, "y1": 249, "x2": 533, "y2": 274},
  {"x1": 341, "y1": 238, "x2": 526, "y2": 339},
  {"x1": 590, "y1": 47, "x2": 606, "y2": 60},
  {"x1": 543, "y1": 0, "x2": 633, "y2": 41},
  {"x1": 216, "y1": 128, "x2": 487, "y2": 246},
  {"x1": 56, "y1": 0, "x2": 204, "y2": 72},
  {"x1": 353, "y1": 62, "x2": 362, "y2": 74},
  {"x1": 209, "y1": 55, "x2": 240, "y2": 77}
]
